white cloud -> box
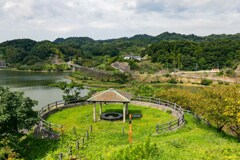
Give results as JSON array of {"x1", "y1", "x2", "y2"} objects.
[{"x1": 0, "y1": 0, "x2": 240, "y2": 42}]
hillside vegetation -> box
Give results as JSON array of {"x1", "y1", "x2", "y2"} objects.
[{"x1": 0, "y1": 32, "x2": 240, "y2": 71}]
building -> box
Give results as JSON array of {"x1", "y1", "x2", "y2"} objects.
[{"x1": 124, "y1": 55, "x2": 142, "y2": 61}]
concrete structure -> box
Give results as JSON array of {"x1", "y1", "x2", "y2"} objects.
[{"x1": 87, "y1": 88, "x2": 132, "y2": 122}]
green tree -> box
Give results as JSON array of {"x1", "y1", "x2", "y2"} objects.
[
  {"x1": 155, "y1": 88, "x2": 199, "y2": 110},
  {"x1": 112, "y1": 72, "x2": 131, "y2": 84},
  {"x1": 0, "y1": 87, "x2": 37, "y2": 134},
  {"x1": 131, "y1": 83, "x2": 155, "y2": 97},
  {"x1": 52, "y1": 82, "x2": 84, "y2": 101},
  {"x1": 0, "y1": 87, "x2": 38, "y2": 159},
  {"x1": 199, "y1": 86, "x2": 229, "y2": 131},
  {"x1": 223, "y1": 86, "x2": 240, "y2": 138}
]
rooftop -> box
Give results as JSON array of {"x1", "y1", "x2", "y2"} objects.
[{"x1": 87, "y1": 88, "x2": 132, "y2": 102}]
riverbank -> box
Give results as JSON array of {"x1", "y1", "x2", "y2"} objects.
[{"x1": 0, "y1": 67, "x2": 73, "y2": 73}]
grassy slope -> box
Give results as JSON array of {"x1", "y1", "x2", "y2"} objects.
[{"x1": 20, "y1": 104, "x2": 240, "y2": 160}]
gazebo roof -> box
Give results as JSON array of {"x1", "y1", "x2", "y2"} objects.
[{"x1": 87, "y1": 88, "x2": 132, "y2": 102}]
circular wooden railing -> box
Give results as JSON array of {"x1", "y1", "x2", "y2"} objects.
[
  {"x1": 131, "y1": 97, "x2": 185, "y2": 134},
  {"x1": 38, "y1": 97, "x2": 185, "y2": 135},
  {"x1": 38, "y1": 99, "x2": 91, "y2": 133}
]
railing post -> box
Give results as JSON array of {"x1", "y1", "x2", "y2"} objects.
[
  {"x1": 49, "y1": 123, "x2": 52, "y2": 131},
  {"x1": 69, "y1": 146, "x2": 72, "y2": 156},
  {"x1": 82, "y1": 138, "x2": 84, "y2": 145},
  {"x1": 86, "y1": 130, "x2": 89, "y2": 140},
  {"x1": 73, "y1": 127, "x2": 76, "y2": 136},
  {"x1": 48, "y1": 104, "x2": 50, "y2": 110},
  {"x1": 59, "y1": 153, "x2": 63, "y2": 160},
  {"x1": 90, "y1": 125, "x2": 93, "y2": 133},
  {"x1": 61, "y1": 126, "x2": 64, "y2": 141},
  {"x1": 56, "y1": 101, "x2": 58, "y2": 109},
  {"x1": 76, "y1": 140, "x2": 79, "y2": 151}
]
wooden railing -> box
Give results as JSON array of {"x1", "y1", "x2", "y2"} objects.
[
  {"x1": 38, "y1": 99, "x2": 92, "y2": 133},
  {"x1": 131, "y1": 96, "x2": 185, "y2": 134},
  {"x1": 38, "y1": 97, "x2": 185, "y2": 135}
]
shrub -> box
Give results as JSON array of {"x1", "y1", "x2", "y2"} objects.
[
  {"x1": 105, "y1": 138, "x2": 160, "y2": 160},
  {"x1": 167, "y1": 78, "x2": 178, "y2": 84},
  {"x1": 218, "y1": 80, "x2": 224, "y2": 84},
  {"x1": 201, "y1": 79, "x2": 213, "y2": 86},
  {"x1": 164, "y1": 73, "x2": 171, "y2": 77},
  {"x1": 226, "y1": 69, "x2": 236, "y2": 77},
  {"x1": 217, "y1": 71, "x2": 224, "y2": 76}
]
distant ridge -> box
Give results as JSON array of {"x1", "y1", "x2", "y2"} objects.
[{"x1": 52, "y1": 32, "x2": 240, "y2": 45}]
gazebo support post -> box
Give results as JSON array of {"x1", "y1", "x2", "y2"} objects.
[
  {"x1": 93, "y1": 102, "x2": 96, "y2": 122},
  {"x1": 123, "y1": 103, "x2": 126, "y2": 123},
  {"x1": 100, "y1": 102, "x2": 102, "y2": 115},
  {"x1": 126, "y1": 103, "x2": 128, "y2": 115}
]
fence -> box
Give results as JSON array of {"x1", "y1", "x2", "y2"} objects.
[
  {"x1": 132, "y1": 96, "x2": 185, "y2": 134},
  {"x1": 38, "y1": 99, "x2": 92, "y2": 135},
  {"x1": 184, "y1": 110, "x2": 212, "y2": 127},
  {"x1": 38, "y1": 96, "x2": 185, "y2": 135},
  {"x1": 59, "y1": 125, "x2": 93, "y2": 160}
]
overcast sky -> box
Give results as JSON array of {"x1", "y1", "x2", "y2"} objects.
[{"x1": 1, "y1": 0, "x2": 240, "y2": 42}]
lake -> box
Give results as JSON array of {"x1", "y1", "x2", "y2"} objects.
[
  {"x1": 0, "y1": 70, "x2": 202, "y2": 111},
  {"x1": 0, "y1": 70, "x2": 88, "y2": 110}
]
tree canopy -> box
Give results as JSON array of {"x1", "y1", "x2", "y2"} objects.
[
  {"x1": 0, "y1": 87, "x2": 38, "y2": 135},
  {"x1": 0, "y1": 87, "x2": 38, "y2": 159}
]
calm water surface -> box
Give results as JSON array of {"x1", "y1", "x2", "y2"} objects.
[
  {"x1": 0, "y1": 70, "x2": 88, "y2": 110},
  {"x1": 0, "y1": 70, "x2": 201, "y2": 110}
]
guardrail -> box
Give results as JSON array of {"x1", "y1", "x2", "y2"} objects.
[{"x1": 132, "y1": 96, "x2": 185, "y2": 134}]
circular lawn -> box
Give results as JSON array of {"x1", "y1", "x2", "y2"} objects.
[{"x1": 46, "y1": 103, "x2": 174, "y2": 158}]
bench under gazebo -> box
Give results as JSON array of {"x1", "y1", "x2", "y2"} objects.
[{"x1": 87, "y1": 88, "x2": 132, "y2": 122}]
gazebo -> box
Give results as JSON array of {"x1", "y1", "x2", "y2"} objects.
[{"x1": 87, "y1": 88, "x2": 132, "y2": 122}]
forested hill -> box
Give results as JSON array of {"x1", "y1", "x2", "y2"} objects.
[
  {"x1": 0, "y1": 32, "x2": 240, "y2": 71},
  {"x1": 142, "y1": 39, "x2": 240, "y2": 70}
]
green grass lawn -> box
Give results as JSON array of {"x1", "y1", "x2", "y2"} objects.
[{"x1": 19, "y1": 104, "x2": 240, "y2": 160}]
